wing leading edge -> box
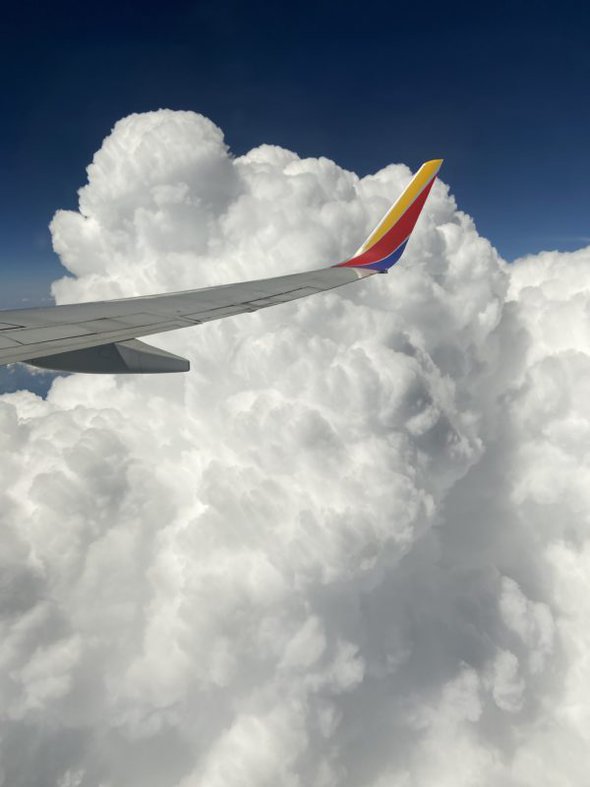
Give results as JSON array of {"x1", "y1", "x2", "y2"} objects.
[{"x1": 1, "y1": 159, "x2": 442, "y2": 373}]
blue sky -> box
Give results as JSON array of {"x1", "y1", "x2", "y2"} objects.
[{"x1": 1, "y1": 0, "x2": 588, "y2": 309}]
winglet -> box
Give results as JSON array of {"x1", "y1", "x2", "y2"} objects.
[{"x1": 336, "y1": 159, "x2": 442, "y2": 272}]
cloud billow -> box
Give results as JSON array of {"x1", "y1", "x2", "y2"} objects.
[{"x1": 0, "y1": 110, "x2": 588, "y2": 786}]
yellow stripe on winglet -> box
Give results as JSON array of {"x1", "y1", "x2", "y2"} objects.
[{"x1": 359, "y1": 159, "x2": 443, "y2": 253}]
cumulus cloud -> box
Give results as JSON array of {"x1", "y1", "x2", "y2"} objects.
[{"x1": 1, "y1": 109, "x2": 589, "y2": 786}]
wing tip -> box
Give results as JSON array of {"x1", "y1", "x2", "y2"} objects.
[{"x1": 335, "y1": 157, "x2": 442, "y2": 272}]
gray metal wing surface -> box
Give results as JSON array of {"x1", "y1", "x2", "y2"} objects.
[
  {"x1": 0, "y1": 159, "x2": 442, "y2": 374},
  {"x1": 0, "y1": 267, "x2": 373, "y2": 373}
]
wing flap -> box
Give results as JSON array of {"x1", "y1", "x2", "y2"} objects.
[{"x1": 25, "y1": 338, "x2": 190, "y2": 374}]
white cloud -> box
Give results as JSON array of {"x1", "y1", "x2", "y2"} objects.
[{"x1": 1, "y1": 109, "x2": 590, "y2": 785}]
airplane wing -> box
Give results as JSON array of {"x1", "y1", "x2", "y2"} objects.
[{"x1": 0, "y1": 159, "x2": 442, "y2": 374}]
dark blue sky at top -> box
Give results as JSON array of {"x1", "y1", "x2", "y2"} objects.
[{"x1": 0, "y1": 0, "x2": 588, "y2": 308}]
